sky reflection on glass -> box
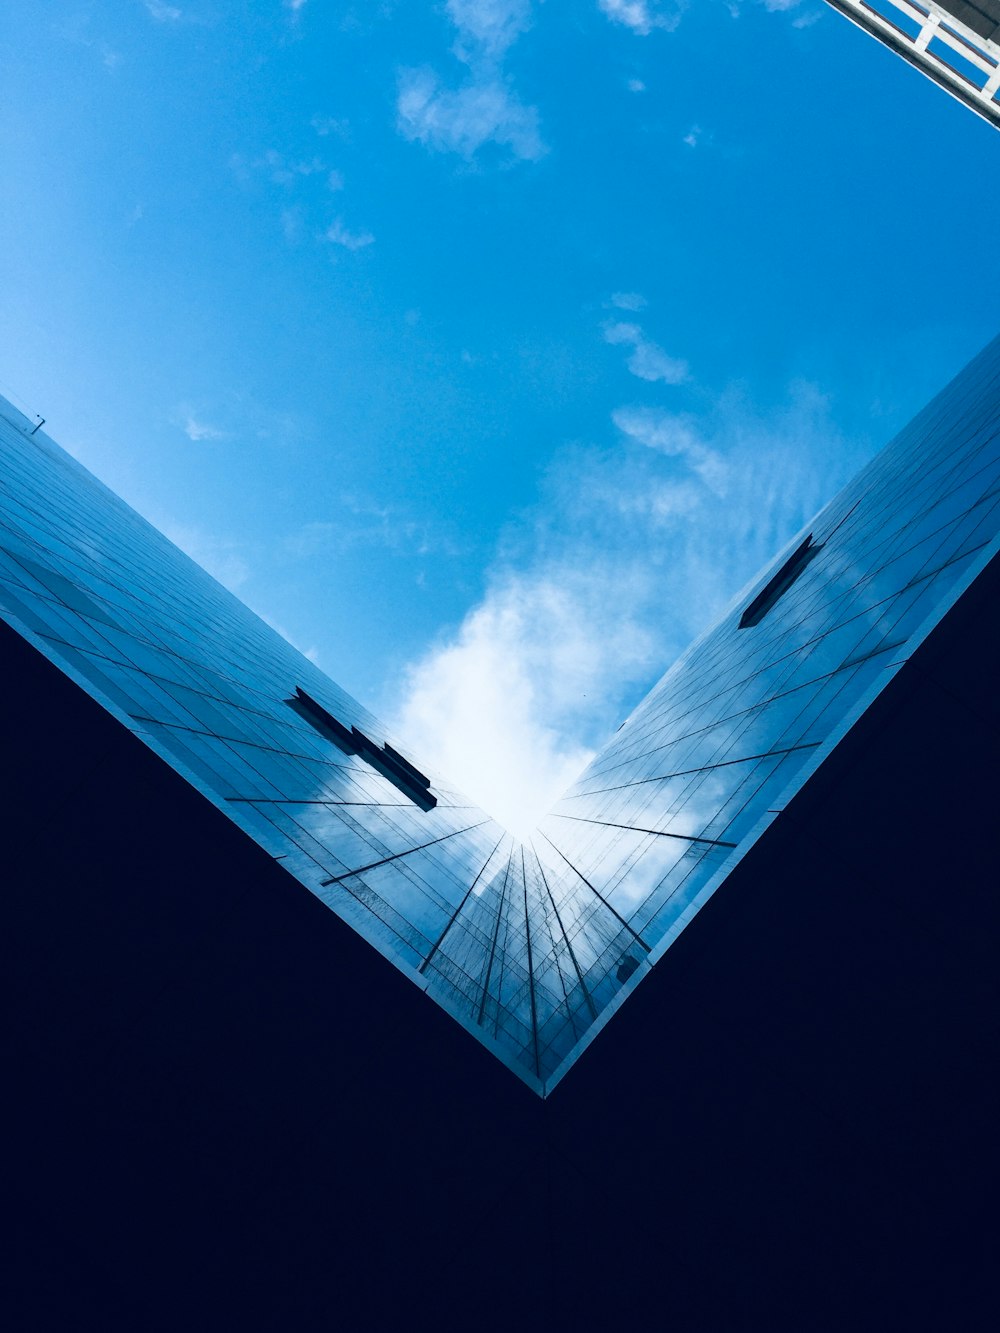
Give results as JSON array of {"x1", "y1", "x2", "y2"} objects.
[{"x1": 1, "y1": 333, "x2": 998, "y2": 1091}]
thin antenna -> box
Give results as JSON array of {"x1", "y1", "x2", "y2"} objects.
[{"x1": 29, "y1": 416, "x2": 45, "y2": 436}]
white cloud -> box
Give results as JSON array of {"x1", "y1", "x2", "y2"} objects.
[
  {"x1": 612, "y1": 405, "x2": 728, "y2": 490},
  {"x1": 627, "y1": 77, "x2": 646, "y2": 93},
  {"x1": 281, "y1": 207, "x2": 303, "y2": 243},
  {"x1": 397, "y1": 1, "x2": 543, "y2": 163},
  {"x1": 311, "y1": 115, "x2": 350, "y2": 139},
  {"x1": 446, "y1": 0, "x2": 534, "y2": 61},
  {"x1": 628, "y1": 341, "x2": 690, "y2": 384},
  {"x1": 293, "y1": 157, "x2": 326, "y2": 177},
  {"x1": 610, "y1": 291, "x2": 646, "y2": 311},
  {"x1": 235, "y1": 149, "x2": 356, "y2": 247},
  {"x1": 262, "y1": 150, "x2": 291, "y2": 183},
  {"x1": 249, "y1": 150, "x2": 328, "y2": 186},
  {"x1": 174, "y1": 396, "x2": 301, "y2": 450},
  {"x1": 388, "y1": 378, "x2": 872, "y2": 838},
  {"x1": 325, "y1": 218, "x2": 375, "y2": 250},
  {"x1": 391, "y1": 562, "x2": 653, "y2": 838},
  {"x1": 56, "y1": 13, "x2": 122, "y2": 66},
  {"x1": 682, "y1": 124, "x2": 702, "y2": 147},
  {"x1": 397, "y1": 69, "x2": 545, "y2": 162},
  {"x1": 143, "y1": 0, "x2": 181, "y2": 20},
  {"x1": 285, "y1": 498, "x2": 457, "y2": 561},
  {"x1": 603, "y1": 321, "x2": 689, "y2": 385},
  {"x1": 182, "y1": 415, "x2": 229, "y2": 442},
  {"x1": 598, "y1": 0, "x2": 686, "y2": 35},
  {"x1": 603, "y1": 319, "x2": 642, "y2": 345}
]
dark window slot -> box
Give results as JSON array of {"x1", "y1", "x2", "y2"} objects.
[
  {"x1": 286, "y1": 687, "x2": 436, "y2": 810},
  {"x1": 286, "y1": 686, "x2": 355, "y2": 750},
  {"x1": 382, "y1": 741, "x2": 431, "y2": 790},
  {"x1": 739, "y1": 534, "x2": 821, "y2": 629}
]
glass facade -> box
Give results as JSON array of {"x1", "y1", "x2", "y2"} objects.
[{"x1": 1, "y1": 335, "x2": 999, "y2": 1094}]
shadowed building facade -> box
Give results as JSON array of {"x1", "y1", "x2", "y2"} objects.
[{"x1": 2, "y1": 336, "x2": 999, "y2": 1327}]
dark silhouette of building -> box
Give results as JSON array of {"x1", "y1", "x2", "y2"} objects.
[{"x1": 2, "y1": 335, "x2": 998, "y2": 1329}]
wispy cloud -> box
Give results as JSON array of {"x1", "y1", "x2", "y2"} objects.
[
  {"x1": 280, "y1": 207, "x2": 303, "y2": 243},
  {"x1": 397, "y1": 69, "x2": 544, "y2": 162},
  {"x1": 610, "y1": 291, "x2": 646, "y2": 311},
  {"x1": 604, "y1": 320, "x2": 690, "y2": 385},
  {"x1": 397, "y1": 1, "x2": 544, "y2": 163},
  {"x1": 56, "y1": 13, "x2": 121, "y2": 68},
  {"x1": 757, "y1": 0, "x2": 822, "y2": 22},
  {"x1": 143, "y1": 0, "x2": 182, "y2": 21},
  {"x1": 285, "y1": 497, "x2": 460, "y2": 562},
  {"x1": 182, "y1": 415, "x2": 229, "y2": 442},
  {"x1": 612, "y1": 405, "x2": 728, "y2": 490},
  {"x1": 627, "y1": 77, "x2": 646, "y2": 93},
  {"x1": 389, "y1": 375, "x2": 872, "y2": 836},
  {"x1": 325, "y1": 218, "x2": 375, "y2": 250},
  {"x1": 311, "y1": 114, "x2": 350, "y2": 139},
  {"x1": 391, "y1": 571, "x2": 620, "y2": 837},
  {"x1": 598, "y1": 0, "x2": 687, "y2": 35},
  {"x1": 447, "y1": 0, "x2": 534, "y2": 61},
  {"x1": 233, "y1": 145, "x2": 369, "y2": 251},
  {"x1": 176, "y1": 396, "x2": 302, "y2": 446},
  {"x1": 237, "y1": 149, "x2": 329, "y2": 186}
]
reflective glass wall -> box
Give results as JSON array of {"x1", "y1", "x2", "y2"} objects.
[{"x1": 2, "y1": 334, "x2": 998, "y2": 1093}]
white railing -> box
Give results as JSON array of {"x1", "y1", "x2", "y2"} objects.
[{"x1": 825, "y1": 0, "x2": 1000, "y2": 128}]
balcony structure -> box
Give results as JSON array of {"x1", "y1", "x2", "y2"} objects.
[{"x1": 824, "y1": 0, "x2": 1000, "y2": 127}]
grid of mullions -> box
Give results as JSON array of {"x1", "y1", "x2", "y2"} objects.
[
  {"x1": 1, "y1": 334, "x2": 999, "y2": 1092},
  {"x1": 538, "y1": 337, "x2": 1000, "y2": 1013}
]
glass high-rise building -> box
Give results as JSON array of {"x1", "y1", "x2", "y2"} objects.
[
  {"x1": 2, "y1": 339, "x2": 999, "y2": 1093},
  {"x1": 3, "y1": 337, "x2": 999, "y2": 1327}
]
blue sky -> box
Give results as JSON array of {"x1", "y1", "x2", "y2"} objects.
[{"x1": 2, "y1": 0, "x2": 997, "y2": 831}]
